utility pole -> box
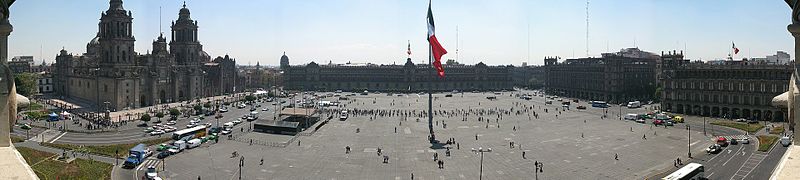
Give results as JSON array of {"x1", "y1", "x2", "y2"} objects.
[{"x1": 687, "y1": 124, "x2": 692, "y2": 158}]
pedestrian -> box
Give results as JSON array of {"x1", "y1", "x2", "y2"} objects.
[
  {"x1": 411, "y1": 173, "x2": 414, "y2": 180},
  {"x1": 457, "y1": 143, "x2": 460, "y2": 149},
  {"x1": 615, "y1": 153, "x2": 619, "y2": 160},
  {"x1": 395, "y1": 127, "x2": 397, "y2": 133},
  {"x1": 523, "y1": 151, "x2": 526, "y2": 159},
  {"x1": 642, "y1": 134, "x2": 647, "y2": 140},
  {"x1": 434, "y1": 152, "x2": 438, "y2": 161},
  {"x1": 475, "y1": 134, "x2": 478, "y2": 140}
]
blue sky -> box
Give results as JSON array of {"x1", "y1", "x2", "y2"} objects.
[{"x1": 7, "y1": 0, "x2": 795, "y2": 66}]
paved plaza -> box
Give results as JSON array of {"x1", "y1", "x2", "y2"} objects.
[{"x1": 153, "y1": 91, "x2": 714, "y2": 180}]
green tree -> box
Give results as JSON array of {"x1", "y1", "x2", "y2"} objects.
[
  {"x1": 140, "y1": 114, "x2": 151, "y2": 124},
  {"x1": 155, "y1": 112, "x2": 165, "y2": 122},
  {"x1": 203, "y1": 102, "x2": 211, "y2": 108},
  {"x1": 654, "y1": 86, "x2": 663, "y2": 102},
  {"x1": 14, "y1": 73, "x2": 40, "y2": 96},
  {"x1": 245, "y1": 95, "x2": 256, "y2": 102},
  {"x1": 169, "y1": 108, "x2": 181, "y2": 117}
]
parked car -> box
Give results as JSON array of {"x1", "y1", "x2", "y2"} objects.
[
  {"x1": 653, "y1": 120, "x2": 663, "y2": 126},
  {"x1": 150, "y1": 130, "x2": 165, "y2": 136},
  {"x1": 741, "y1": 138, "x2": 750, "y2": 144},
  {"x1": 576, "y1": 106, "x2": 586, "y2": 110},
  {"x1": 166, "y1": 121, "x2": 177, "y2": 125},
  {"x1": 186, "y1": 123, "x2": 197, "y2": 128},
  {"x1": 221, "y1": 129, "x2": 232, "y2": 135},
  {"x1": 730, "y1": 139, "x2": 738, "y2": 145},
  {"x1": 635, "y1": 119, "x2": 646, "y2": 124},
  {"x1": 706, "y1": 144, "x2": 722, "y2": 154},
  {"x1": 262, "y1": 108, "x2": 269, "y2": 111}
]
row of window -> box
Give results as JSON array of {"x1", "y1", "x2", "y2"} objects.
[
  {"x1": 666, "y1": 92, "x2": 772, "y2": 106},
  {"x1": 668, "y1": 80, "x2": 788, "y2": 93}
]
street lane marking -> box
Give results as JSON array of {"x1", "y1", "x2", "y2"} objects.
[
  {"x1": 722, "y1": 145, "x2": 744, "y2": 166},
  {"x1": 690, "y1": 140, "x2": 700, "y2": 146},
  {"x1": 49, "y1": 132, "x2": 67, "y2": 143}
]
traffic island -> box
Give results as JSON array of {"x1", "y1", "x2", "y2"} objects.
[
  {"x1": 16, "y1": 146, "x2": 112, "y2": 180},
  {"x1": 757, "y1": 135, "x2": 779, "y2": 152},
  {"x1": 710, "y1": 121, "x2": 764, "y2": 133},
  {"x1": 41, "y1": 137, "x2": 171, "y2": 158}
]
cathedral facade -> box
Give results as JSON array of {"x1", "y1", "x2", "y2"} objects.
[{"x1": 53, "y1": 0, "x2": 238, "y2": 110}]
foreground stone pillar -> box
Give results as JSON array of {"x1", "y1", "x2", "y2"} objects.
[
  {"x1": 0, "y1": 8, "x2": 11, "y2": 147},
  {"x1": 791, "y1": 24, "x2": 800, "y2": 143}
]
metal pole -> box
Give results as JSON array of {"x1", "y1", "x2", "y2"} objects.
[
  {"x1": 479, "y1": 151, "x2": 484, "y2": 180},
  {"x1": 703, "y1": 117, "x2": 706, "y2": 136},
  {"x1": 428, "y1": 40, "x2": 435, "y2": 142},
  {"x1": 687, "y1": 124, "x2": 692, "y2": 158}
]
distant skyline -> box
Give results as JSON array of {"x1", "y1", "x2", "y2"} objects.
[{"x1": 7, "y1": 0, "x2": 796, "y2": 66}]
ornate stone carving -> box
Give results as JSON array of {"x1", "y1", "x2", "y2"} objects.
[{"x1": 787, "y1": 0, "x2": 800, "y2": 24}]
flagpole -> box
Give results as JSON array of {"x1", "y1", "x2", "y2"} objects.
[{"x1": 428, "y1": 38, "x2": 436, "y2": 143}]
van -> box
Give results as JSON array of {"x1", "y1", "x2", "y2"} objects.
[
  {"x1": 187, "y1": 139, "x2": 202, "y2": 149},
  {"x1": 781, "y1": 136, "x2": 792, "y2": 147},
  {"x1": 624, "y1": 113, "x2": 638, "y2": 120},
  {"x1": 627, "y1": 101, "x2": 641, "y2": 108},
  {"x1": 173, "y1": 140, "x2": 187, "y2": 152}
]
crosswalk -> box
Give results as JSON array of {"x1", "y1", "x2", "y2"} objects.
[
  {"x1": 137, "y1": 159, "x2": 162, "y2": 171},
  {"x1": 717, "y1": 135, "x2": 752, "y2": 141}
]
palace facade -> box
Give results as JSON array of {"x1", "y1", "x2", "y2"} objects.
[{"x1": 281, "y1": 55, "x2": 512, "y2": 92}]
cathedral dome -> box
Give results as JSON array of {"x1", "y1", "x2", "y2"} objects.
[
  {"x1": 88, "y1": 34, "x2": 100, "y2": 46},
  {"x1": 178, "y1": 2, "x2": 192, "y2": 21}
]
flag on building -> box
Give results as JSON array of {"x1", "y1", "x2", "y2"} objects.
[
  {"x1": 732, "y1": 42, "x2": 740, "y2": 55},
  {"x1": 427, "y1": 1, "x2": 447, "y2": 78},
  {"x1": 407, "y1": 40, "x2": 412, "y2": 56}
]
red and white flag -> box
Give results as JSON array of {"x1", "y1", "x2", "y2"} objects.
[
  {"x1": 732, "y1": 42, "x2": 740, "y2": 55},
  {"x1": 427, "y1": 1, "x2": 447, "y2": 78}
]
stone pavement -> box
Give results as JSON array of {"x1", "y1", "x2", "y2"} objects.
[{"x1": 153, "y1": 91, "x2": 713, "y2": 180}]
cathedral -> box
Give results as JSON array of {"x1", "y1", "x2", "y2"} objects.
[{"x1": 53, "y1": 0, "x2": 238, "y2": 110}]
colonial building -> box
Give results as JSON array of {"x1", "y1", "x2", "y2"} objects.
[
  {"x1": 282, "y1": 54, "x2": 512, "y2": 92},
  {"x1": 661, "y1": 59, "x2": 791, "y2": 121},
  {"x1": 510, "y1": 65, "x2": 545, "y2": 89},
  {"x1": 544, "y1": 48, "x2": 658, "y2": 103},
  {"x1": 53, "y1": 0, "x2": 238, "y2": 110}
]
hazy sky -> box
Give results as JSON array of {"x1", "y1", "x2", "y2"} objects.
[{"x1": 7, "y1": 0, "x2": 795, "y2": 66}]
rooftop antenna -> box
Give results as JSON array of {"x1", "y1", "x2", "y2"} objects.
[
  {"x1": 585, "y1": 0, "x2": 589, "y2": 57},
  {"x1": 527, "y1": 22, "x2": 530, "y2": 65},
  {"x1": 633, "y1": 37, "x2": 637, "y2": 48},
  {"x1": 456, "y1": 25, "x2": 459, "y2": 63},
  {"x1": 159, "y1": 6, "x2": 162, "y2": 33}
]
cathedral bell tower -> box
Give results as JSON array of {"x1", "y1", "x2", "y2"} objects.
[
  {"x1": 169, "y1": 1, "x2": 203, "y2": 65},
  {"x1": 99, "y1": 0, "x2": 135, "y2": 66}
]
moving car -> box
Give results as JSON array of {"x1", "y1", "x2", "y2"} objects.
[
  {"x1": 146, "y1": 166, "x2": 158, "y2": 179},
  {"x1": 149, "y1": 130, "x2": 165, "y2": 136},
  {"x1": 576, "y1": 105, "x2": 586, "y2": 110},
  {"x1": 187, "y1": 139, "x2": 202, "y2": 149},
  {"x1": 635, "y1": 119, "x2": 646, "y2": 124},
  {"x1": 624, "y1": 114, "x2": 638, "y2": 121},
  {"x1": 672, "y1": 116, "x2": 684, "y2": 123},
  {"x1": 706, "y1": 144, "x2": 722, "y2": 154},
  {"x1": 781, "y1": 136, "x2": 792, "y2": 147},
  {"x1": 717, "y1": 137, "x2": 729, "y2": 147},
  {"x1": 730, "y1": 138, "x2": 738, "y2": 145},
  {"x1": 157, "y1": 150, "x2": 173, "y2": 159},
  {"x1": 166, "y1": 121, "x2": 177, "y2": 125},
  {"x1": 741, "y1": 138, "x2": 750, "y2": 144}
]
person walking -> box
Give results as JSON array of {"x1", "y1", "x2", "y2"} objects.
[
  {"x1": 642, "y1": 134, "x2": 647, "y2": 140},
  {"x1": 522, "y1": 151, "x2": 526, "y2": 159},
  {"x1": 615, "y1": 153, "x2": 619, "y2": 160}
]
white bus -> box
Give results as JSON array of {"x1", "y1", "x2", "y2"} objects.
[
  {"x1": 172, "y1": 125, "x2": 208, "y2": 141},
  {"x1": 662, "y1": 163, "x2": 705, "y2": 180}
]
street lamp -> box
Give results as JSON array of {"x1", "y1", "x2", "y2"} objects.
[
  {"x1": 471, "y1": 147, "x2": 492, "y2": 180},
  {"x1": 686, "y1": 124, "x2": 692, "y2": 158},
  {"x1": 703, "y1": 117, "x2": 706, "y2": 136},
  {"x1": 238, "y1": 156, "x2": 245, "y2": 180}
]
